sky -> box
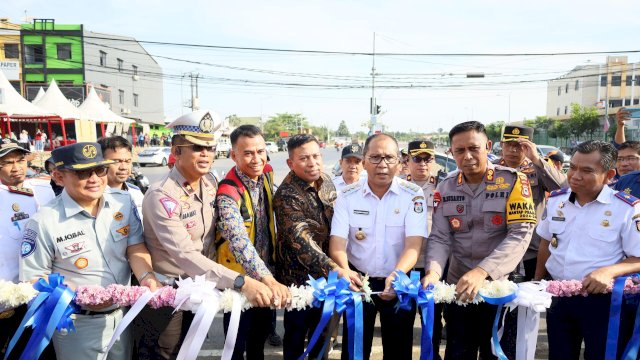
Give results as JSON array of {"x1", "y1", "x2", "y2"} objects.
[{"x1": 2, "y1": 0, "x2": 639, "y2": 134}]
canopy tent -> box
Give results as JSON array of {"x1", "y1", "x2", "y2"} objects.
[
  {"x1": 0, "y1": 70, "x2": 67, "y2": 148},
  {"x1": 33, "y1": 80, "x2": 84, "y2": 120},
  {"x1": 31, "y1": 87, "x2": 46, "y2": 104},
  {"x1": 78, "y1": 86, "x2": 136, "y2": 138}
]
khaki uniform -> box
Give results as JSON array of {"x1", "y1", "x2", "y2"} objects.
[
  {"x1": 425, "y1": 163, "x2": 537, "y2": 283},
  {"x1": 407, "y1": 169, "x2": 441, "y2": 268},
  {"x1": 142, "y1": 167, "x2": 237, "y2": 287},
  {"x1": 495, "y1": 158, "x2": 566, "y2": 259}
]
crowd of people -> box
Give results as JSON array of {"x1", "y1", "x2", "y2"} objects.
[{"x1": 1, "y1": 107, "x2": 640, "y2": 360}]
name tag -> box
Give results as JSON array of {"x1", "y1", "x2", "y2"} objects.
[
  {"x1": 353, "y1": 210, "x2": 369, "y2": 215},
  {"x1": 551, "y1": 216, "x2": 565, "y2": 222}
]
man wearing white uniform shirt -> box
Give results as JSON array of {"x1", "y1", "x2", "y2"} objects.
[
  {"x1": 333, "y1": 144, "x2": 365, "y2": 192},
  {"x1": 0, "y1": 139, "x2": 55, "y2": 359},
  {"x1": 329, "y1": 133, "x2": 428, "y2": 360}
]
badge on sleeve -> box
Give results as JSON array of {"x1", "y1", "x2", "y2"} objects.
[
  {"x1": 414, "y1": 201, "x2": 424, "y2": 213},
  {"x1": 21, "y1": 229, "x2": 38, "y2": 258},
  {"x1": 159, "y1": 197, "x2": 179, "y2": 217},
  {"x1": 116, "y1": 225, "x2": 131, "y2": 236},
  {"x1": 433, "y1": 191, "x2": 442, "y2": 209},
  {"x1": 636, "y1": 220, "x2": 640, "y2": 233}
]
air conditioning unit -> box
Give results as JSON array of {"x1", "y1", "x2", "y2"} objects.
[{"x1": 132, "y1": 75, "x2": 139, "y2": 81}]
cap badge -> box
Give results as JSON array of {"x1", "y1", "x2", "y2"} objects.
[
  {"x1": 199, "y1": 113, "x2": 214, "y2": 133},
  {"x1": 82, "y1": 144, "x2": 97, "y2": 159},
  {"x1": 351, "y1": 145, "x2": 358, "y2": 152},
  {"x1": 420, "y1": 142, "x2": 427, "y2": 149},
  {"x1": 512, "y1": 128, "x2": 520, "y2": 135}
]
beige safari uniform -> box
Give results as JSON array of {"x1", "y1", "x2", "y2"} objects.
[
  {"x1": 425, "y1": 163, "x2": 537, "y2": 282},
  {"x1": 407, "y1": 166, "x2": 442, "y2": 268},
  {"x1": 495, "y1": 158, "x2": 566, "y2": 259},
  {"x1": 143, "y1": 167, "x2": 238, "y2": 288}
]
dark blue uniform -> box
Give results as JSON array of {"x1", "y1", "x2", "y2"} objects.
[{"x1": 613, "y1": 170, "x2": 640, "y2": 198}]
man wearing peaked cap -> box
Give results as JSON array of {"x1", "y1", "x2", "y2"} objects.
[
  {"x1": 18, "y1": 142, "x2": 159, "y2": 360},
  {"x1": 545, "y1": 150, "x2": 565, "y2": 172},
  {"x1": 0, "y1": 139, "x2": 56, "y2": 359},
  {"x1": 333, "y1": 143, "x2": 366, "y2": 192},
  {"x1": 135, "y1": 112, "x2": 273, "y2": 359}
]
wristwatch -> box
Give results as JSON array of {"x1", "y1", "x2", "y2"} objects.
[{"x1": 233, "y1": 275, "x2": 245, "y2": 291}]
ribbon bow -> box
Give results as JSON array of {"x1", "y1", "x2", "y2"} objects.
[
  {"x1": 392, "y1": 270, "x2": 435, "y2": 360},
  {"x1": 479, "y1": 281, "x2": 518, "y2": 360},
  {"x1": 4, "y1": 273, "x2": 77, "y2": 360},
  {"x1": 509, "y1": 282, "x2": 552, "y2": 360},
  {"x1": 301, "y1": 271, "x2": 362, "y2": 360}
]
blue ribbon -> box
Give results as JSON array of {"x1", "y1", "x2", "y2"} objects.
[
  {"x1": 3, "y1": 273, "x2": 77, "y2": 360},
  {"x1": 605, "y1": 276, "x2": 628, "y2": 360},
  {"x1": 392, "y1": 270, "x2": 434, "y2": 360},
  {"x1": 300, "y1": 271, "x2": 362, "y2": 360},
  {"x1": 480, "y1": 287, "x2": 518, "y2": 360}
]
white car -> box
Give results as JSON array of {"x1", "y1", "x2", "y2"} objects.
[
  {"x1": 137, "y1": 147, "x2": 172, "y2": 167},
  {"x1": 265, "y1": 141, "x2": 279, "y2": 153}
]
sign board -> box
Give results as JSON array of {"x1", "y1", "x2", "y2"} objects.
[{"x1": 0, "y1": 61, "x2": 20, "y2": 81}]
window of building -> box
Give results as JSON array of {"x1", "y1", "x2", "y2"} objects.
[
  {"x1": 626, "y1": 76, "x2": 634, "y2": 86},
  {"x1": 56, "y1": 44, "x2": 71, "y2": 60},
  {"x1": 612, "y1": 75, "x2": 622, "y2": 86},
  {"x1": 610, "y1": 99, "x2": 623, "y2": 108},
  {"x1": 100, "y1": 51, "x2": 107, "y2": 67},
  {"x1": 601, "y1": 75, "x2": 607, "y2": 86},
  {"x1": 10, "y1": 81, "x2": 21, "y2": 95},
  {"x1": 119, "y1": 89, "x2": 124, "y2": 105},
  {"x1": 24, "y1": 44, "x2": 44, "y2": 64},
  {"x1": 556, "y1": 108, "x2": 560, "y2": 116},
  {"x1": 133, "y1": 93, "x2": 139, "y2": 107},
  {"x1": 565, "y1": 83, "x2": 569, "y2": 93},
  {"x1": 635, "y1": 99, "x2": 640, "y2": 105},
  {"x1": 625, "y1": 99, "x2": 631, "y2": 106},
  {"x1": 4, "y1": 44, "x2": 19, "y2": 59},
  {"x1": 575, "y1": 80, "x2": 579, "y2": 91},
  {"x1": 564, "y1": 106, "x2": 568, "y2": 115},
  {"x1": 557, "y1": 86, "x2": 561, "y2": 96},
  {"x1": 117, "y1": 58, "x2": 123, "y2": 72},
  {"x1": 132, "y1": 65, "x2": 138, "y2": 76},
  {"x1": 636, "y1": 76, "x2": 640, "y2": 86}
]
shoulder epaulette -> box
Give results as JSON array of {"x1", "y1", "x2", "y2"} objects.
[
  {"x1": 8, "y1": 186, "x2": 34, "y2": 196},
  {"x1": 398, "y1": 179, "x2": 421, "y2": 194},
  {"x1": 341, "y1": 181, "x2": 361, "y2": 195},
  {"x1": 493, "y1": 164, "x2": 518, "y2": 173},
  {"x1": 615, "y1": 191, "x2": 640, "y2": 206},
  {"x1": 549, "y1": 188, "x2": 569, "y2": 198},
  {"x1": 126, "y1": 182, "x2": 140, "y2": 190}
]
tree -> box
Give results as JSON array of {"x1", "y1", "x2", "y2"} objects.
[
  {"x1": 336, "y1": 120, "x2": 351, "y2": 137},
  {"x1": 548, "y1": 120, "x2": 570, "y2": 143},
  {"x1": 227, "y1": 114, "x2": 242, "y2": 127},
  {"x1": 485, "y1": 121, "x2": 505, "y2": 142},
  {"x1": 568, "y1": 103, "x2": 599, "y2": 140},
  {"x1": 533, "y1": 116, "x2": 554, "y2": 131},
  {"x1": 262, "y1": 113, "x2": 308, "y2": 140}
]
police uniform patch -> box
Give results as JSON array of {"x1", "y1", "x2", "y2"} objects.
[
  {"x1": 433, "y1": 191, "x2": 442, "y2": 209},
  {"x1": 64, "y1": 241, "x2": 85, "y2": 255},
  {"x1": 412, "y1": 196, "x2": 425, "y2": 202},
  {"x1": 486, "y1": 169, "x2": 495, "y2": 182},
  {"x1": 450, "y1": 217, "x2": 462, "y2": 230},
  {"x1": 182, "y1": 202, "x2": 190, "y2": 210},
  {"x1": 414, "y1": 201, "x2": 424, "y2": 213},
  {"x1": 159, "y1": 197, "x2": 179, "y2": 217},
  {"x1": 113, "y1": 211, "x2": 124, "y2": 221},
  {"x1": 11, "y1": 203, "x2": 20, "y2": 212},
  {"x1": 518, "y1": 174, "x2": 531, "y2": 198},
  {"x1": 186, "y1": 221, "x2": 196, "y2": 229},
  {"x1": 456, "y1": 204, "x2": 464, "y2": 213},
  {"x1": 21, "y1": 229, "x2": 37, "y2": 258},
  {"x1": 74, "y1": 257, "x2": 89, "y2": 269},
  {"x1": 492, "y1": 215, "x2": 504, "y2": 225},
  {"x1": 116, "y1": 225, "x2": 130, "y2": 236}
]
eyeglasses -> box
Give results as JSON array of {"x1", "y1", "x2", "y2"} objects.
[
  {"x1": 176, "y1": 144, "x2": 216, "y2": 152},
  {"x1": 66, "y1": 166, "x2": 109, "y2": 180},
  {"x1": 411, "y1": 156, "x2": 434, "y2": 164},
  {"x1": 367, "y1": 155, "x2": 399, "y2": 165},
  {"x1": 617, "y1": 156, "x2": 640, "y2": 163}
]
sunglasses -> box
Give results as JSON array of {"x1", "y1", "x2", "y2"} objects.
[
  {"x1": 176, "y1": 144, "x2": 216, "y2": 152},
  {"x1": 411, "y1": 156, "x2": 434, "y2": 164},
  {"x1": 65, "y1": 166, "x2": 109, "y2": 180}
]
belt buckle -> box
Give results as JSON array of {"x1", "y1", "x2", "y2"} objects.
[{"x1": 0, "y1": 309, "x2": 15, "y2": 319}]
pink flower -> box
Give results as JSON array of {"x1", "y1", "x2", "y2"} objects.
[{"x1": 75, "y1": 285, "x2": 112, "y2": 306}]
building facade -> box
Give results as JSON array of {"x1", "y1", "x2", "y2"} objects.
[{"x1": 0, "y1": 18, "x2": 23, "y2": 94}]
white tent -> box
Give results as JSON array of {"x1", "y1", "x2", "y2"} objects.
[
  {"x1": 31, "y1": 87, "x2": 46, "y2": 104},
  {"x1": 78, "y1": 86, "x2": 134, "y2": 124},
  {"x1": 0, "y1": 70, "x2": 52, "y2": 117},
  {"x1": 33, "y1": 80, "x2": 84, "y2": 119}
]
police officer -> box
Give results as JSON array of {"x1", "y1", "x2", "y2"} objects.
[
  {"x1": 330, "y1": 133, "x2": 428, "y2": 360},
  {"x1": 98, "y1": 136, "x2": 144, "y2": 220},
  {"x1": 19, "y1": 142, "x2": 159, "y2": 360},
  {"x1": 422, "y1": 121, "x2": 537, "y2": 359},
  {"x1": 495, "y1": 125, "x2": 566, "y2": 280},
  {"x1": 0, "y1": 139, "x2": 55, "y2": 359},
  {"x1": 535, "y1": 140, "x2": 640, "y2": 359},
  {"x1": 138, "y1": 111, "x2": 271, "y2": 359},
  {"x1": 333, "y1": 143, "x2": 365, "y2": 192}
]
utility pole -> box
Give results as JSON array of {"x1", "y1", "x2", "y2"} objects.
[
  {"x1": 188, "y1": 72, "x2": 200, "y2": 111},
  {"x1": 370, "y1": 32, "x2": 377, "y2": 135}
]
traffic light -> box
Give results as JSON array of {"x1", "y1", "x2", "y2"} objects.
[{"x1": 374, "y1": 105, "x2": 381, "y2": 115}]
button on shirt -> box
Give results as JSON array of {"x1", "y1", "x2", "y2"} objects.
[
  {"x1": 331, "y1": 177, "x2": 428, "y2": 278},
  {"x1": 537, "y1": 186, "x2": 640, "y2": 281},
  {"x1": 0, "y1": 179, "x2": 55, "y2": 282},
  {"x1": 19, "y1": 188, "x2": 143, "y2": 288}
]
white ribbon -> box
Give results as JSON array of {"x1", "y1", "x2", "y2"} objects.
[
  {"x1": 103, "y1": 288, "x2": 158, "y2": 358},
  {"x1": 508, "y1": 281, "x2": 553, "y2": 360}
]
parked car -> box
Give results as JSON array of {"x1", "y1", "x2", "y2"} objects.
[
  {"x1": 137, "y1": 147, "x2": 172, "y2": 167},
  {"x1": 537, "y1": 145, "x2": 570, "y2": 172},
  {"x1": 265, "y1": 141, "x2": 279, "y2": 153}
]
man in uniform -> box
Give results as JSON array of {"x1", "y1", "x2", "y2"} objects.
[
  {"x1": 333, "y1": 143, "x2": 365, "y2": 192},
  {"x1": 0, "y1": 139, "x2": 55, "y2": 359},
  {"x1": 495, "y1": 125, "x2": 566, "y2": 280},
  {"x1": 535, "y1": 140, "x2": 640, "y2": 359},
  {"x1": 274, "y1": 134, "x2": 338, "y2": 360},
  {"x1": 138, "y1": 112, "x2": 272, "y2": 359},
  {"x1": 215, "y1": 125, "x2": 290, "y2": 360},
  {"x1": 423, "y1": 121, "x2": 537, "y2": 359},
  {"x1": 397, "y1": 148, "x2": 410, "y2": 180},
  {"x1": 330, "y1": 133, "x2": 428, "y2": 360},
  {"x1": 98, "y1": 136, "x2": 144, "y2": 219},
  {"x1": 545, "y1": 150, "x2": 565, "y2": 172},
  {"x1": 19, "y1": 142, "x2": 159, "y2": 359}
]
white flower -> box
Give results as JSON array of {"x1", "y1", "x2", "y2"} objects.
[{"x1": 0, "y1": 280, "x2": 38, "y2": 311}]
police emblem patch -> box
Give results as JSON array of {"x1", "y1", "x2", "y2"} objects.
[
  {"x1": 160, "y1": 197, "x2": 179, "y2": 217},
  {"x1": 433, "y1": 191, "x2": 442, "y2": 208},
  {"x1": 116, "y1": 225, "x2": 130, "y2": 236},
  {"x1": 450, "y1": 217, "x2": 461, "y2": 230},
  {"x1": 74, "y1": 258, "x2": 88, "y2": 269},
  {"x1": 82, "y1": 144, "x2": 97, "y2": 159},
  {"x1": 199, "y1": 113, "x2": 214, "y2": 133},
  {"x1": 64, "y1": 241, "x2": 85, "y2": 255},
  {"x1": 456, "y1": 204, "x2": 464, "y2": 213},
  {"x1": 414, "y1": 201, "x2": 424, "y2": 213},
  {"x1": 492, "y1": 215, "x2": 504, "y2": 225},
  {"x1": 21, "y1": 229, "x2": 37, "y2": 258},
  {"x1": 113, "y1": 211, "x2": 124, "y2": 221}
]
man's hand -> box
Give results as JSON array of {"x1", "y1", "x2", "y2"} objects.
[
  {"x1": 379, "y1": 272, "x2": 397, "y2": 301},
  {"x1": 455, "y1": 267, "x2": 488, "y2": 303},
  {"x1": 617, "y1": 108, "x2": 631, "y2": 126},
  {"x1": 140, "y1": 276, "x2": 162, "y2": 292},
  {"x1": 517, "y1": 138, "x2": 541, "y2": 165},
  {"x1": 261, "y1": 275, "x2": 291, "y2": 308},
  {"x1": 241, "y1": 277, "x2": 273, "y2": 307},
  {"x1": 421, "y1": 270, "x2": 441, "y2": 289},
  {"x1": 582, "y1": 267, "x2": 614, "y2": 294},
  {"x1": 335, "y1": 267, "x2": 363, "y2": 291}
]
